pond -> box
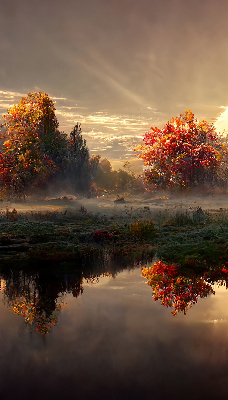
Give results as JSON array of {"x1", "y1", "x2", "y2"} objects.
[{"x1": 0, "y1": 257, "x2": 228, "y2": 400}]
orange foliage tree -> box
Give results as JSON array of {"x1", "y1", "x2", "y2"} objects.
[
  {"x1": 0, "y1": 92, "x2": 67, "y2": 196},
  {"x1": 136, "y1": 110, "x2": 227, "y2": 190}
]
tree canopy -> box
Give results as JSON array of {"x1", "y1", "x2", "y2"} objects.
[
  {"x1": 0, "y1": 92, "x2": 94, "y2": 196},
  {"x1": 0, "y1": 92, "x2": 65, "y2": 195},
  {"x1": 65, "y1": 123, "x2": 91, "y2": 191},
  {"x1": 136, "y1": 110, "x2": 228, "y2": 190},
  {"x1": 3, "y1": 92, "x2": 67, "y2": 161}
]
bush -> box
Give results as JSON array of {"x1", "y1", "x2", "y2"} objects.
[{"x1": 129, "y1": 220, "x2": 157, "y2": 239}]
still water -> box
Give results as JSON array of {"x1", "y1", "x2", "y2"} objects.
[{"x1": 0, "y1": 260, "x2": 228, "y2": 400}]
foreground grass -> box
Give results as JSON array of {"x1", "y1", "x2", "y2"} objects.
[{"x1": 1, "y1": 206, "x2": 228, "y2": 270}]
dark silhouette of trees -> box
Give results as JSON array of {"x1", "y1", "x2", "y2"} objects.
[{"x1": 65, "y1": 123, "x2": 91, "y2": 191}]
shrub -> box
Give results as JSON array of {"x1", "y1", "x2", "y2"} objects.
[{"x1": 129, "y1": 220, "x2": 157, "y2": 239}]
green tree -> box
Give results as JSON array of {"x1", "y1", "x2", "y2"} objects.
[{"x1": 65, "y1": 123, "x2": 91, "y2": 191}]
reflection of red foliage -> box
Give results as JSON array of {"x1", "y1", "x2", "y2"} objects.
[
  {"x1": 142, "y1": 261, "x2": 215, "y2": 315},
  {"x1": 203, "y1": 265, "x2": 228, "y2": 289}
]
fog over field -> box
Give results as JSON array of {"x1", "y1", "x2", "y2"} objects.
[{"x1": 2, "y1": 192, "x2": 228, "y2": 225}]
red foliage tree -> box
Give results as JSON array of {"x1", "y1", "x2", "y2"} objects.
[{"x1": 136, "y1": 110, "x2": 227, "y2": 190}]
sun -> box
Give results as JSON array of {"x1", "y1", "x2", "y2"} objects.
[{"x1": 214, "y1": 107, "x2": 228, "y2": 135}]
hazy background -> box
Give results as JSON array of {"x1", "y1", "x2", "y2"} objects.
[{"x1": 1, "y1": 0, "x2": 228, "y2": 171}]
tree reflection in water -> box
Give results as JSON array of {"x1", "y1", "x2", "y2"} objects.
[
  {"x1": 0, "y1": 253, "x2": 135, "y2": 335},
  {"x1": 1, "y1": 270, "x2": 83, "y2": 335},
  {"x1": 142, "y1": 261, "x2": 228, "y2": 315},
  {"x1": 3, "y1": 254, "x2": 227, "y2": 334}
]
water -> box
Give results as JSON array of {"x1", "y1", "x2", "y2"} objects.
[{"x1": 0, "y1": 261, "x2": 228, "y2": 400}]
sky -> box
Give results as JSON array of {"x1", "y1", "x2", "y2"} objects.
[{"x1": 1, "y1": 0, "x2": 228, "y2": 171}]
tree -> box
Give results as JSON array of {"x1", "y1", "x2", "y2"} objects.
[
  {"x1": 0, "y1": 92, "x2": 67, "y2": 196},
  {"x1": 99, "y1": 158, "x2": 112, "y2": 173},
  {"x1": 3, "y1": 92, "x2": 67, "y2": 162},
  {"x1": 136, "y1": 110, "x2": 227, "y2": 190},
  {"x1": 0, "y1": 120, "x2": 56, "y2": 196},
  {"x1": 91, "y1": 157, "x2": 137, "y2": 192},
  {"x1": 66, "y1": 123, "x2": 91, "y2": 191}
]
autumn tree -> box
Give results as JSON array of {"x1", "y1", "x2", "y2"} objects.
[
  {"x1": 0, "y1": 92, "x2": 67, "y2": 196},
  {"x1": 3, "y1": 92, "x2": 67, "y2": 163},
  {"x1": 136, "y1": 110, "x2": 227, "y2": 190}
]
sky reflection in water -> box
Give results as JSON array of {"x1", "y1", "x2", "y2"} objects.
[{"x1": 0, "y1": 262, "x2": 228, "y2": 399}]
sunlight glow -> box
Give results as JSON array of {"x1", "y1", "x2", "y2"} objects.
[
  {"x1": 0, "y1": 279, "x2": 6, "y2": 292},
  {"x1": 214, "y1": 106, "x2": 228, "y2": 135}
]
